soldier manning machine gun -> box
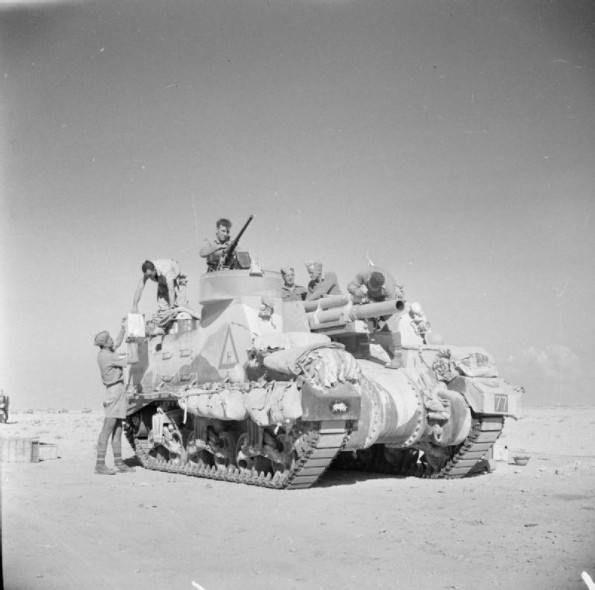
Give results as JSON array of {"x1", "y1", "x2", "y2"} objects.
[
  {"x1": 124, "y1": 240, "x2": 520, "y2": 489},
  {"x1": 217, "y1": 214, "x2": 254, "y2": 271}
]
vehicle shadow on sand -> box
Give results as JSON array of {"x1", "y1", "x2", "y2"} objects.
[
  {"x1": 317, "y1": 468, "x2": 408, "y2": 488},
  {"x1": 124, "y1": 455, "x2": 143, "y2": 467}
]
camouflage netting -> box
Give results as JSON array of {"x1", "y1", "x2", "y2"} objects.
[{"x1": 431, "y1": 347, "x2": 499, "y2": 382}]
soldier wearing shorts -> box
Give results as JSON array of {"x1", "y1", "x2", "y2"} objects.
[{"x1": 93, "y1": 326, "x2": 137, "y2": 475}]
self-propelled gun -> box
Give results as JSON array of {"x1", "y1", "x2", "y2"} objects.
[{"x1": 124, "y1": 259, "x2": 520, "y2": 489}]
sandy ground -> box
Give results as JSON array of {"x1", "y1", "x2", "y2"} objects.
[{"x1": 1, "y1": 406, "x2": 595, "y2": 590}]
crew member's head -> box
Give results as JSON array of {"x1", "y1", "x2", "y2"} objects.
[
  {"x1": 141, "y1": 260, "x2": 157, "y2": 280},
  {"x1": 369, "y1": 271, "x2": 386, "y2": 292},
  {"x1": 93, "y1": 330, "x2": 114, "y2": 350},
  {"x1": 280, "y1": 266, "x2": 295, "y2": 287},
  {"x1": 216, "y1": 218, "x2": 232, "y2": 243},
  {"x1": 306, "y1": 261, "x2": 323, "y2": 282}
]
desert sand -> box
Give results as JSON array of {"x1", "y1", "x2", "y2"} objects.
[{"x1": 1, "y1": 406, "x2": 595, "y2": 590}]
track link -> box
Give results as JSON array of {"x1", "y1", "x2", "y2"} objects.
[{"x1": 126, "y1": 420, "x2": 352, "y2": 490}]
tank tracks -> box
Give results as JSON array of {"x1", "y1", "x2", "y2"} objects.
[
  {"x1": 334, "y1": 415, "x2": 504, "y2": 479},
  {"x1": 126, "y1": 420, "x2": 352, "y2": 490}
]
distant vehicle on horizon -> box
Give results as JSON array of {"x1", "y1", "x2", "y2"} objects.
[{"x1": 0, "y1": 391, "x2": 9, "y2": 423}]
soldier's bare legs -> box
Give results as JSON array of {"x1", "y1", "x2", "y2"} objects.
[
  {"x1": 96, "y1": 417, "x2": 118, "y2": 474},
  {"x1": 112, "y1": 420, "x2": 135, "y2": 473},
  {"x1": 95, "y1": 418, "x2": 135, "y2": 474}
]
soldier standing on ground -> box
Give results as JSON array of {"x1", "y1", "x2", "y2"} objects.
[
  {"x1": 305, "y1": 261, "x2": 342, "y2": 301},
  {"x1": 199, "y1": 218, "x2": 232, "y2": 272},
  {"x1": 132, "y1": 259, "x2": 183, "y2": 312},
  {"x1": 280, "y1": 267, "x2": 307, "y2": 301},
  {"x1": 93, "y1": 325, "x2": 137, "y2": 475}
]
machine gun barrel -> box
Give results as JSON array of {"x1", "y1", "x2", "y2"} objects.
[
  {"x1": 303, "y1": 295, "x2": 349, "y2": 313},
  {"x1": 221, "y1": 214, "x2": 254, "y2": 268},
  {"x1": 307, "y1": 298, "x2": 405, "y2": 325}
]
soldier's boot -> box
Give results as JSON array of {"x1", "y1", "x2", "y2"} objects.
[
  {"x1": 95, "y1": 464, "x2": 117, "y2": 475},
  {"x1": 385, "y1": 356, "x2": 403, "y2": 370},
  {"x1": 374, "y1": 332, "x2": 403, "y2": 369},
  {"x1": 114, "y1": 460, "x2": 135, "y2": 473}
]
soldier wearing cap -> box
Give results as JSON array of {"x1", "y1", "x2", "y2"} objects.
[
  {"x1": 305, "y1": 261, "x2": 341, "y2": 301},
  {"x1": 93, "y1": 324, "x2": 137, "y2": 475},
  {"x1": 280, "y1": 267, "x2": 307, "y2": 302},
  {"x1": 347, "y1": 266, "x2": 406, "y2": 370},
  {"x1": 347, "y1": 266, "x2": 403, "y2": 304}
]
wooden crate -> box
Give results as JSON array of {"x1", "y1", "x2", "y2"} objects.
[{"x1": 0, "y1": 437, "x2": 40, "y2": 463}]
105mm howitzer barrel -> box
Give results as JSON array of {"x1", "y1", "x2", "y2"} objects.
[
  {"x1": 306, "y1": 298, "x2": 405, "y2": 325},
  {"x1": 303, "y1": 295, "x2": 350, "y2": 313}
]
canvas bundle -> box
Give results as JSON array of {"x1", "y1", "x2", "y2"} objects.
[
  {"x1": 244, "y1": 382, "x2": 302, "y2": 427},
  {"x1": 180, "y1": 388, "x2": 248, "y2": 421}
]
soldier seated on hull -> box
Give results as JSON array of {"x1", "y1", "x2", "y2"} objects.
[
  {"x1": 132, "y1": 259, "x2": 184, "y2": 312},
  {"x1": 305, "y1": 261, "x2": 341, "y2": 301},
  {"x1": 200, "y1": 218, "x2": 232, "y2": 272}
]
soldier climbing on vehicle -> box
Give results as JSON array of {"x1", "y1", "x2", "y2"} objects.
[{"x1": 132, "y1": 259, "x2": 185, "y2": 312}]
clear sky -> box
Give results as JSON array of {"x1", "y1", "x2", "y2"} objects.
[{"x1": 1, "y1": 0, "x2": 594, "y2": 409}]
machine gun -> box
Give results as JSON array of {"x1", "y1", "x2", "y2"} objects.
[{"x1": 219, "y1": 214, "x2": 254, "y2": 270}]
